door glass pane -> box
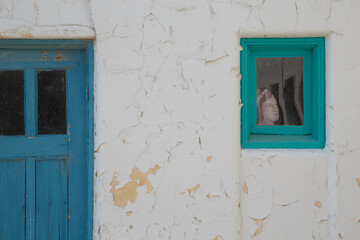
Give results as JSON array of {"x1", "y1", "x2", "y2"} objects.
[
  {"x1": 0, "y1": 71, "x2": 25, "y2": 135},
  {"x1": 37, "y1": 70, "x2": 66, "y2": 135},
  {"x1": 256, "y1": 57, "x2": 303, "y2": 126}
]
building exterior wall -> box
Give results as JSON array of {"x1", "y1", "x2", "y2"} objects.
[{"x1": 1, "y1": 0, "x2": 360, "y2": 239}]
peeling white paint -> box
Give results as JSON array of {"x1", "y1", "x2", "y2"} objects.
[{"x1": 1, "y1": 0, "x2": 360, "y2": 239}]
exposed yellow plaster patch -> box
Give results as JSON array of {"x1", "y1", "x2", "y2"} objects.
[
  {"x1": 206, "y1": 156, "x2": 212, "y2": 162},
  {"x1": 242, "y1": 181, "x2": 248, "y2": 194},
  {"x1": 110, "y1": 174, "x2": 120, "y2": 186},
  {"x1": 252, "y1": 217, "x2": 267, "y2": 236},
  {"x1": 21, "y1": 32, "x2": 33, "y2": 38},
  {"x1": 130, "y1": 165, "x2": 160, "y2": 193},
  {"x1": 126, "y1": 211, "x2": 133, "y2": 216},
  {"x1": 356, "y1": 178, "x2": 360, "y2": 188},
  {"x1": 314, "y1": 201, "x2": 322, "y2": 208},
  {"x1": 213, "y1": 235, "x2": 224, "y2": 240},
  {"x1": 109, "y1": 165, "x2": 160, "y2": 208},
  {"x1": 357, "y1": 219, "x2": 360, "y2": 223},
  {"x1": 338, "y1": 233, "x2": 343, "y2": 239},
  {"x1": 33, "y1": 2, "x2": 38, "y2": 10},
  {"x1": 206, "y1": 192, "x2": 220, "y2": 199},
  {"x1": 129, "y1": 225, "x2": 133, "y2": 229},
  {"x1": 110, "y1": 178, "x2": 138, "y2": 208},
  {"x1": 187, "y1": 184, "x2": 200, "y2": 195}
]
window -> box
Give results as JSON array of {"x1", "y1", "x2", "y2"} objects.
[{"x1": 240, "y1": 38, "x2": 325, "y2": 148}]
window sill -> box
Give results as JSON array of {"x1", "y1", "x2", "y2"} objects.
[{"x1": 242, "y1": 134, "x2": 325, "y2": 149}]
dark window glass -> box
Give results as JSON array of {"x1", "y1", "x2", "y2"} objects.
[
  {"x1": 37, "y1": 70, "x2": 66, "y2": 134},
  {"x1": 256, "y1": 57, "x2": 303, "y2": 126},
  {"x1": 0, "y1": 71, "x2": 25, "y2": 135}
]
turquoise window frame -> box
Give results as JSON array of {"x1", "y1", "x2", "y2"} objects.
[{"x1": 240, "y1": 38, "x2": 325, "y2": 149}]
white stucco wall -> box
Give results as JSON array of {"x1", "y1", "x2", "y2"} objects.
[{"x1": 1, "y1": 0, "x2": 360, "y2": 239}]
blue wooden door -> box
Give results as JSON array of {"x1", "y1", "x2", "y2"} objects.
[{"x1": 0, "y1": 46, "x2": 90, "y2": 240}]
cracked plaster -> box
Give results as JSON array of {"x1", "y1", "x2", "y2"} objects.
[{"x1": 2, "y1": 0, "x2": 360, "y2": 239}]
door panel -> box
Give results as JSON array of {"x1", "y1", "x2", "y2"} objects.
[
  {"x1": 36, "y1": 158, "x2": 68, "y2": 240},
  {"x1": 0, "y1": 159, "x2": 26, "y2": 240}
]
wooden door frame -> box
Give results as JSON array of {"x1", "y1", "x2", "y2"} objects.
[{"x1": 0, "y1": 39, "x2": 94, "y2": 240}]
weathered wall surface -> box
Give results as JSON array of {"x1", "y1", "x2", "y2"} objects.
[
  {"x1": 0, "y1": 0, "x2": 94, "y2": 38},
  {"x1": 90, "y1": 1, "x2": 241, "y2": 238},
  {"x1": 1, "y1": 0, "x2": 360, "y2": 239}
]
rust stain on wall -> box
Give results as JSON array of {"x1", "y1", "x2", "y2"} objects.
[
  {"x1": 242, "y1": 181, "x2": 248, "y2": 194},
  {"x1": 109, "y1": 165, "x2": 160, "y2": 208},
  {"x1": 314, "y1": 201, "x2": 322, "y2": 208},
  {"x1": 206, "y1": 156, "x2": 212, "y2": 162},
  {"x1": 55, "y1": 55, "x2": 63, "y2": 60},
  {"x1": 187, "y1": 184, "x2": 200, "y2": 196}
]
